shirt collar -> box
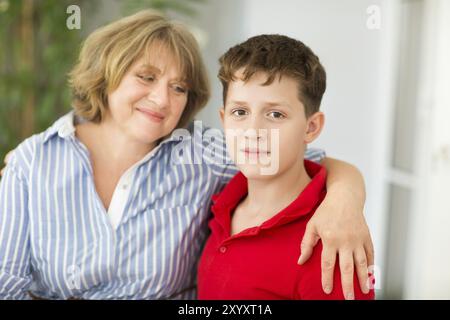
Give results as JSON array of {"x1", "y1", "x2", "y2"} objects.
[
  {"x1": 211, "y1": 160, "x2": 327, "y2": 230},
  {"x1": 42, "y1": 111, "x2": 77, "y2": 143}
]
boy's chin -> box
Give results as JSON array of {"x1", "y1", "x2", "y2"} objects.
[{"x1": 237, "y1": 164, "x2": 280, "y2": 180}]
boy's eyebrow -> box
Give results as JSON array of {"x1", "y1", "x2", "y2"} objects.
[
  {"x1": 226, "y1": 100, "x2": 248, "y2": 106},
  {"x1": 227, "y1": 100, "x2": 291, "y2": 109},
  {"x1": 263, "y1": 101, "x2": 291, "y2": 108}
]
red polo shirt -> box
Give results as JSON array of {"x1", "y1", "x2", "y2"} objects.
[{"x1": 197, "y1": 160, "x2": 374, "y2": 300}]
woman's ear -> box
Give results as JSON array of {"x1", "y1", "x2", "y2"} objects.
[{"x1": 304, "y1": 111, "x2": 325, "y2": 143}]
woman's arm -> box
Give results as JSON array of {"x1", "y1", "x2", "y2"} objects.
[
  {"x1": 0, "y1": 153, "x2": 33, "y2": 299},
  {"x1": 298, "y1": 157, "x2": 374, "y2": 300}
]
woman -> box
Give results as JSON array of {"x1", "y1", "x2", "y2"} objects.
[{"x1": 0, "y1": 10, "x2": 373, "y2": 300}]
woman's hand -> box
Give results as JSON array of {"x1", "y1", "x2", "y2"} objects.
[
  {"x1": 0, "y1": 150, "x2": 13, "y2": 176},
  {"x1": 298, "y1": 157, "x2": 375, "y2": 300}
]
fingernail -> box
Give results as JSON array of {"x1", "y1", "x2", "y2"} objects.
[
  {"x1": 346, "y1": 292, "x2": 355, "y2": 300},
  {"x1": 363, "y1": 284, "x2": 370, "y2": 294},
  {"x1": 324, "y1": 286, "x2": 332, "y2": 294},
  {"x1": 297, "y1": 255, "x2": 303, "y2": 265}
]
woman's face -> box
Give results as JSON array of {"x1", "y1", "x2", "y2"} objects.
[{"x1": 106, "y1": 46, "x2": 188, "y2": 145}]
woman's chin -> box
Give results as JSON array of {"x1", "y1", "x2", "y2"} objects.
[
  {"x1": 130, "y1": 127, "x2": 165, "y2": 145},
  {"x1": 132, "y1": 116, "x2": 176, "y2": 142}
]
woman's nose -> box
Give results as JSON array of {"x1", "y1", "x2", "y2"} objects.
[{"x1": 147, "y1": 81, "x2": 170, "y2": 109}]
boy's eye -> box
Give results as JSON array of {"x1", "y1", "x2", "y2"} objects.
[
  {"x1": 267, "y1": 111, "x2": 285, "y2": 119},
  {"x1": 231, "y1": 109, "x2": 248, "y2": 117}
]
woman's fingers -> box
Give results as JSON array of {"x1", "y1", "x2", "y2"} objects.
[
  {"x1": 320, "y1": 245, "x2": 337, "y2": 294},
  {"x1": 5, "y1": 150, "x2": 13, "y2": 164},
  {"x1": 354, "y1": 247, "x2": 370, "y2": 294},
  {"x1": 298, "y1": 222, "x2": 320, "y2": 265},
  {"x1": 1, "y1": 150, "x2": 14, "y2": 177},
  {"x1": 339, "y1": 249, "x2": 355, "y2": 300}
]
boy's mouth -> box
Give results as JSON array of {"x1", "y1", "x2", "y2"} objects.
[{"x1": 240, "y1": 148, "x2": 271, "y2": 155}]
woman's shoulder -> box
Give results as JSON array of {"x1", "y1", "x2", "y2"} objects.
[
  {"x1": 8, "y1": 112, "x2": 74, "y2": 178},
  {"x1": 184, "y1": 120, "x2": 230, "y2": 160},
  {"x1": 167, "y1": 120, "x2": 229, "y2": 161},
  {"x1": 169, "y1": 120, "x2": 225, "y2": 144},
  {"x1": 7, "y1": 132, "x2": 43, "y2": 182}
]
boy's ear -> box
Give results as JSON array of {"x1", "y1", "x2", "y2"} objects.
[
  {"x1": 304, "y1": 112, "x2": 325, "y2": 144},
  {"x1": 219, "y1": 107, "x2": 225, "y2": 127}
]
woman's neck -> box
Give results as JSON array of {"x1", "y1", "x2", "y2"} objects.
[{"x1": 76, "y1": 119, "x2": 157, "y2": 175}]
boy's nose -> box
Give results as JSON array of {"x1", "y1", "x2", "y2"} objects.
[
  {"x1": 244, "y1": 116, "x2": 271, "y2": 136},
  {"x1": 246, "y1": 115, "x2": 265, "y2": 131},
  {"x1": 243, "y1": 128, "x2": 270, "y2": 147}
]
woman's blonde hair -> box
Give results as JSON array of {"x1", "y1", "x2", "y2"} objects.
[{"x1": 69, "y1": 10, "x2": 210, "y2": 129}]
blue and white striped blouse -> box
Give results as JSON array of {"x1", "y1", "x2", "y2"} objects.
[{"x1": 0, "y1": 112, "x2": 325, "y2": 300}]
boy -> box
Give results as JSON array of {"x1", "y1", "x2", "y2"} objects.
[{"x1": 197, "y1": 34, "x2": 375, "y2": 299}]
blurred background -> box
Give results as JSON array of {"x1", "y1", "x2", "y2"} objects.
[{"x1": 1, "y1": 0, "x2": 449, "y2": 299}]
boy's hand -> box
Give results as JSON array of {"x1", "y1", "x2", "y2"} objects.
[
  {"x1": 0, "y1": 150, "x2": 13, "y2": 176},
  {"x1": 298, "y1": 187, "x2": 374, "y2": 300}
]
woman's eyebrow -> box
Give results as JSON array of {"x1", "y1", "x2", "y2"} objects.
[
  {"x1": 137, "y1": 64, "x2": 161, "y2": 74},
  {"x1": 136, "y1": 64, "x2": 187, "y2": 84}
]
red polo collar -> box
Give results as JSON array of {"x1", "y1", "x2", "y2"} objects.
[{"x1": 211, "y1": 160, "x2": 327, "y2": 234}]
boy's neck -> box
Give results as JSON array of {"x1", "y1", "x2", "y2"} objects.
[{"x1": 242, "y1": 159, "x2": 312, "y2": 220}]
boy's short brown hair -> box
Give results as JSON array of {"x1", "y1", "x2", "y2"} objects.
[
  {"x1": 69, "y1": 10, "x2": 210, "y2": 129},
  {"x1": 218, "y1": 34, "x2": 326, "y2": 116}
]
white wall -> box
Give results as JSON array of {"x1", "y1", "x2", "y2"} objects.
[{"x1": 403, "y1": 0, "x2": 450, "y2": 299}]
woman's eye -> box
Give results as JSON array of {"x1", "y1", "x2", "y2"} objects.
[
  {"x1": 268, "y1": 111, "x2": 285, "y2": 119},
  {"x1": 231, "y1": 109, "x2": 248, "y2": 117},
  {"x1": 173, "y1": 85, "x2": 187, "y2": 94},
  {"x1": 138, "y1": 75, "x2": 155, "y2": 82}
]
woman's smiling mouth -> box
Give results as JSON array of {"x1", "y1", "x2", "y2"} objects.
[{"x1": 136, "y1": 107, "x2": 165, "y2": 123}]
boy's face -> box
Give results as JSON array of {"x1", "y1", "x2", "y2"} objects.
[{"x1": 220, "y1": 70, "x2": 323, "y2": 179}]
